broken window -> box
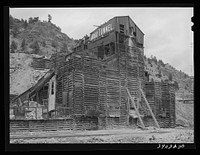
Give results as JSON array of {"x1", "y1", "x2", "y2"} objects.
[
  {"x1": 93, "y1": 49, "x2": 98, "y2": 59},
  {"x1": 104, "y1": 44, "x2": 110, "y2": 57},
  {"x1": 130, "y1": 27, "x2": 133, "y2": 36},
  {"x1": 97, "y1": 45, "x2": 104, "y2": 60},
  {"x1": 119, "y1": 24, "x2": 125, "y2": 34},
  {"x1": 51, "y1": 81, "x2": 54, "y2": 95},
  {"x1": 110, "y1": 42, "x2": 115, "y2": 55}
]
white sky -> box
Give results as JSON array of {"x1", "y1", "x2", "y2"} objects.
[{"x1": 10, "y1": 7, "x2": 194, "y2": 76}]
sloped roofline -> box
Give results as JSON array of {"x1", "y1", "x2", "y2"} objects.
[
  {"x1": 11, "y1": 69, "x2": 55, "y2": 104},
  {"x1": 115, "y1": 16, "x2": 145, "y2": 35},
  {"x1": 90, "y1": 16, "x2": 144, "y2": 35}
]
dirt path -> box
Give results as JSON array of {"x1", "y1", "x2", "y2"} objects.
[{"x1": 10, "y1": 127, "x2": 194, "y2": 143}]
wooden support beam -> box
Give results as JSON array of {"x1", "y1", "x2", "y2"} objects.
[
  {"x1": 139, "y1": 88, "x2": 160, "y2": 128},
  {"x1": 126, "y1": 88, "x2": 145, "y2": 129},
  {"x1": 18, "y1": 98, "x2": 22, "y2": 106}
]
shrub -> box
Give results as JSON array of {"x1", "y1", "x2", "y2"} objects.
[
  {"x1": 10, "y1": 40, "x2": 18, "y2": 53},
  {"x1": 51, "y1": 40, "x2": 58, "y2": 49},
  {"x1": 21, "y1": 39, "x2": 26, "y2": 51},
  {"x1": 168, "y1": 73, "x2": 173, "y2": 81},
  {"x1": 174, "y1": 81, "x2": 179, "y2": 90},
  {"x1": 42, "y1": 40, "x2": 46, "y2": 47},
  {"x1": 60, "y1": 42, "x2": 68, "y2": 53},
  {"x1": 29, "y1": 41, "x2": 40, "y2": 54},
  {"x1": 12, "y1": 25, "x2": 19, "y2": 38}
]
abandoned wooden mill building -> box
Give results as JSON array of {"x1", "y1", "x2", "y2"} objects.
[{"x1": 10, "y1": 16, "x2": 176, "y2": 132}]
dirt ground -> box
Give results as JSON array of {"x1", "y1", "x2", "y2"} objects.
[{"x1": 10, "y1": 127, "x2": 194, "y2": 144}]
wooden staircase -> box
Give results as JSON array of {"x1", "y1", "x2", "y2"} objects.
[{"x1": 126, "y1": 87, "x2": 160, "y2": 129}]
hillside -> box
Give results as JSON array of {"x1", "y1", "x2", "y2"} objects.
[
  {"x1": 9, "y1": 15, "x2": 76, "y2": 95},
  {"x1": 9, "y1": 15, "x2": 76, "y2": 57},
  {"x1": 144, "y1": 55, "x2": 193, "y2": 99}
]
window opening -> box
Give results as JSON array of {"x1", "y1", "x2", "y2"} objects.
[
  {"x1": 51, "y1": 81, "x2": 54, "y2": 95},
  {"x1": 104, "y1": 44, "x2": 110, "y2": 57},
  {"x1": 119, "y1": 24, "x2": 125, "y2": 34},
  {"x1": 97, "y1": 45, "x2": 104, "y2": 60}
]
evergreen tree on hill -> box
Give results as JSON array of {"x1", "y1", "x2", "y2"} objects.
[
  {"x1": 21, "y1": 39, "x2": 26, "y2": 51},
  {"x1": 60, "y1": 42, "x2": 68, "y2": 53},
  {"x1": 10, "y1": 41, "x2": 18, "y2": 53},
  {"x1": 168, "y1": 73, "x2": 173, "y2": 81},
  {"x1": 29, "y1": 41, "x2": 40, "y2": 54},
  {"x1": 12, "y1": 25, "x2": 19, "y2": 38},
  {"x1": 51, "y1": 40, "x2": 58, "y2": 49}
]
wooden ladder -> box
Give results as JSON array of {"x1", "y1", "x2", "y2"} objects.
[
  {"x1": 126, "y1": 88, "x2": 145, "y2": 129},
  {"x1": 126, "y1": 87, "x2": 160, "y2": 129}
]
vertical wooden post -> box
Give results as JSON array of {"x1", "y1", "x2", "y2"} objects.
[
  {"x1": 105, "y1": 70, "x2": 108, "y2": 128},
  {"x1": 36, "y1": 91, "x2": 39, "y2": 119},
  {"x1": 127, "y1": 98, "x2": 130, "y2": 126}
]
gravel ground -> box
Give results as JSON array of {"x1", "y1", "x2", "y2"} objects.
[{"x1": 10, "y1": 127, "x2": 194, "y2": 144}]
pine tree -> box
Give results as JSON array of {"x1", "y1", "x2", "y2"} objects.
[
  {"x1": 168, "y1": 73, "x2": 173, "y2": 81},
  {"x1": 21, "y1": 39, "x2": 26, "y2": 51},
  {"x1": 12, "y1": 25, "x2": 19, "y2": 38},
  {"x1": 28, "y1": 17, "x2": 33, "y2": 24},
  {"x1": 174, "y1": 81, "x2": 179, "y2": 90},
  {"x1": 60, "y1": 42, "x2": 68, "y2": 53},
  {"x1": 42, "y1": 40, "x2": 46, "y2": 47},
  {"x1": 23, "y1": 20, "x2": 28, "y2": 28},
  {"x1": 10, "y1": 40, "x2": 17, "y2": 53},
  {"x1": 29, "y1": 41, "x2": 40, "y2": 54},
  {"x1": 48, "y1": 14, "x2": 52, "y2": 22},
  {"x1": 51, "y1": 40, "x2": 58, "y2": 49}
]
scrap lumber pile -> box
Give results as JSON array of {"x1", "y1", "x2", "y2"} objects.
[
  {"x1": 46, "y1": 53, "x2": 66, "y2": 70},
  {"x1": 31, "y1": 57, "x2": 46, "y2": 70}
]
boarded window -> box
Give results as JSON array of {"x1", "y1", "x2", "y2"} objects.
[{"x1": 120, "y1": 24, "x2": 125, "y2": 34}]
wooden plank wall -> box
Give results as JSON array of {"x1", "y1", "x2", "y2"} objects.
[
  {"x1": 144, "y1": 81, "x2": 176, "y2": 128},
  {"x1": 54, "y1": 42, "x2": 145, "y2": 128},
  {"x1": 10, "y1": 117, "x2": 98, "y2": 132}
]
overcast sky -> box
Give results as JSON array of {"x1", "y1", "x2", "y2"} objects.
[{"x1": 10, "y1": 7, "x2": 194, "y2": 76}]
